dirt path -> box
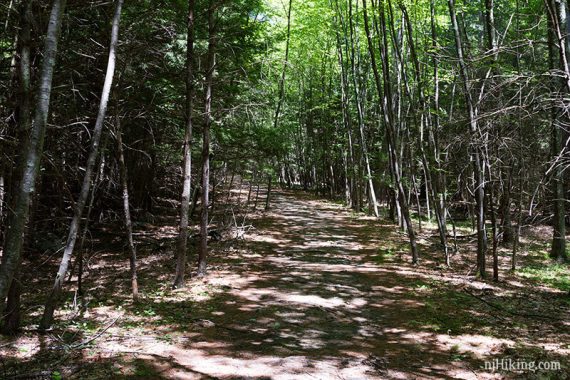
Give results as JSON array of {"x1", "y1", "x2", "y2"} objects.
[
  {"x1": 4, "y1": 190, "x2": 568, "y2": 379},
  {"x1": 104, "y1": 191, "x2": 524, "y2": 379}
]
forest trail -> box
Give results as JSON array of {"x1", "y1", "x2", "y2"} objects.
[
  {"x1": 5, "y1": 190, "x2": 568, "y2": 379},
  {"x1": 100, "y1": 190, "x2": 527, "y2": 380},
  {"x1": 4, "y1": 0, "x2": 570, "y2": 378}
]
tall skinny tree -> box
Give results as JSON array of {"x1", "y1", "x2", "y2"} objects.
[
  {"x1": 273, "y1": 0, "x2": 292, "y2": 131},
  {"x1": 545, "y1": 0, "x2": 569, "y2": 262},
  {"x1": 365, "y1": 0, "x2": 418, "y2": 263},
  {"x1": 2, "y1": 0, "x2": 33, "y2": 335},
  {"x1": 0, "y1": 0, "x2": 67, "y2": 304},
  {"x1": 40, "y1": 0, "x2": 125, "y2": 329},
  {"x1": 115, "y1": 100, "x2": 138, "y2": 300},
  {"x1": 173, "y1": 0, "x2": 196, "y2": 288},
  {"x1": 448, "y1": 0, "x2": 488, "y2": 277},
  {"x1": 198, "y1": 0, "x2": 217, "y2": 276}
]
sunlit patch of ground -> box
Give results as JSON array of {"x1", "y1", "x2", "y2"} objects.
[{"x1": 1, "y1": 188, "x2": 569, "y2": 379}]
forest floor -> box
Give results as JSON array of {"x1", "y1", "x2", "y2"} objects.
[{"x1": 1, "y1": 189, "x2": 570, "y2": 379}]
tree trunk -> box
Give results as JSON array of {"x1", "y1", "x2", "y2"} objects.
[
  {"x1": 1, "y1": 0, "x2": 33, "y2": 335},
  {"x1": 364, "y1": 0, "x2": 418, "y2": 263},
  {"x1": 74, "y1": 140, "x2": 107, "y2": 297},
  {"x1": 448, "y1": 0, "x2": 487, "y2": 277},
  {"x1": 550, "y1": 120, "x2": 567, "y2": 261},
  {"x1": 501, "y1": 169, "x2": 514, "y2": 245},
  {"x1": 0, "y1": 172, "x2": 3, "y2": 228},
  {"x1": 274, "y1": 0, "x2": 293, "y2": 131},
  {"x1": 265, "y1": 175, "x2": 272, "y2": 211},
  {"x1": 346, "y1": 0, "x2": 379, "y2": 218},
  {"x1": 487, "y1": 164, "x2": 499, "y2": 281},
  {"x1": 546, "y1": 0, "x2": 569, "y2": 261},
  {"x1": 247, "y1": 167, "x2": 256, "y2": 204},
  {"x1": 116, "y1": 105, "x2": 139, "y2": 300},
  {"x1": 0, "y1": 0, "x2": 67, "y2": 304},
  {"x1": 331, "y1": 1, "x2": 355, "y2": 209},
  {"x1": 512, "y1": 173, "x2": 524, "y2": 270},
  {"x1": 40, "y1": 0, "x2": 124, "y2": 330},
  {"x1": 254, "y1": 181, "x2": 260, "y2": 210},
  {"x1": 197, "y1": 1, "x2": 217, "y2": 277},
  {"x1": 173, "y1": 0, "x2": 196, "y2": 289},
  {"x1": 402, "y1": 0, "x2": 449, "y2": 263}
]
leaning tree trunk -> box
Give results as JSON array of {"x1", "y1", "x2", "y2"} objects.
[
  {"x1": 364, "y1": 0, "x2": 418, "y2": 263},
  {"x1": 0, "y1": 0, "x2": 67, "y2": 304},
  {"x1": 173, "y1": 0, "x2": 196, "y2": 289},
  {"x1": 40, "y1": 0, "x2": 124, "y2": 330},
  {"x1": 197, "y1": 0, "x2": 217, "y2": 277},
  {"x1": 346, "y1": 0, "x2": 379, "y2": 217},
  {"x1": 401, "y1": 1, "x2": 449, "y2": 263}
]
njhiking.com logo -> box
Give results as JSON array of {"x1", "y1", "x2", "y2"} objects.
[{"x1": 484, "y1": 358, "x2": 561, "y2": 373}]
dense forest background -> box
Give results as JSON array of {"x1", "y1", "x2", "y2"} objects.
[{"x1": 0, "y1": 0, "x2": 569, "y2": 378}]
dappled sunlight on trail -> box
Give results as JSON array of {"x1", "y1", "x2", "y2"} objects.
[
  {"x1": 2, "y1": 191, "x2": 568, "y2": 379},
  {"x1": 95, "y1": 190, "x2": 564, "y2": 379}
]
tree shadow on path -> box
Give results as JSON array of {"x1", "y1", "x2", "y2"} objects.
[{"x1": 3, "y1": 190, "x2": 568, "y2": 379}]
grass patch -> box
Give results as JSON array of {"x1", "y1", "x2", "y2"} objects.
[
  {"x1": 406, "y1": 289, "x2": 482, "y2": 334},
  {"x1": 372, "y1": 248, "x2": 395, "y2": 264},
  {"x1": 518, "y1": 262, "x2": 570, "y2": 292},
  {"x1": 131, "y1": 359, "x2": 162, "y2": 378}
]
